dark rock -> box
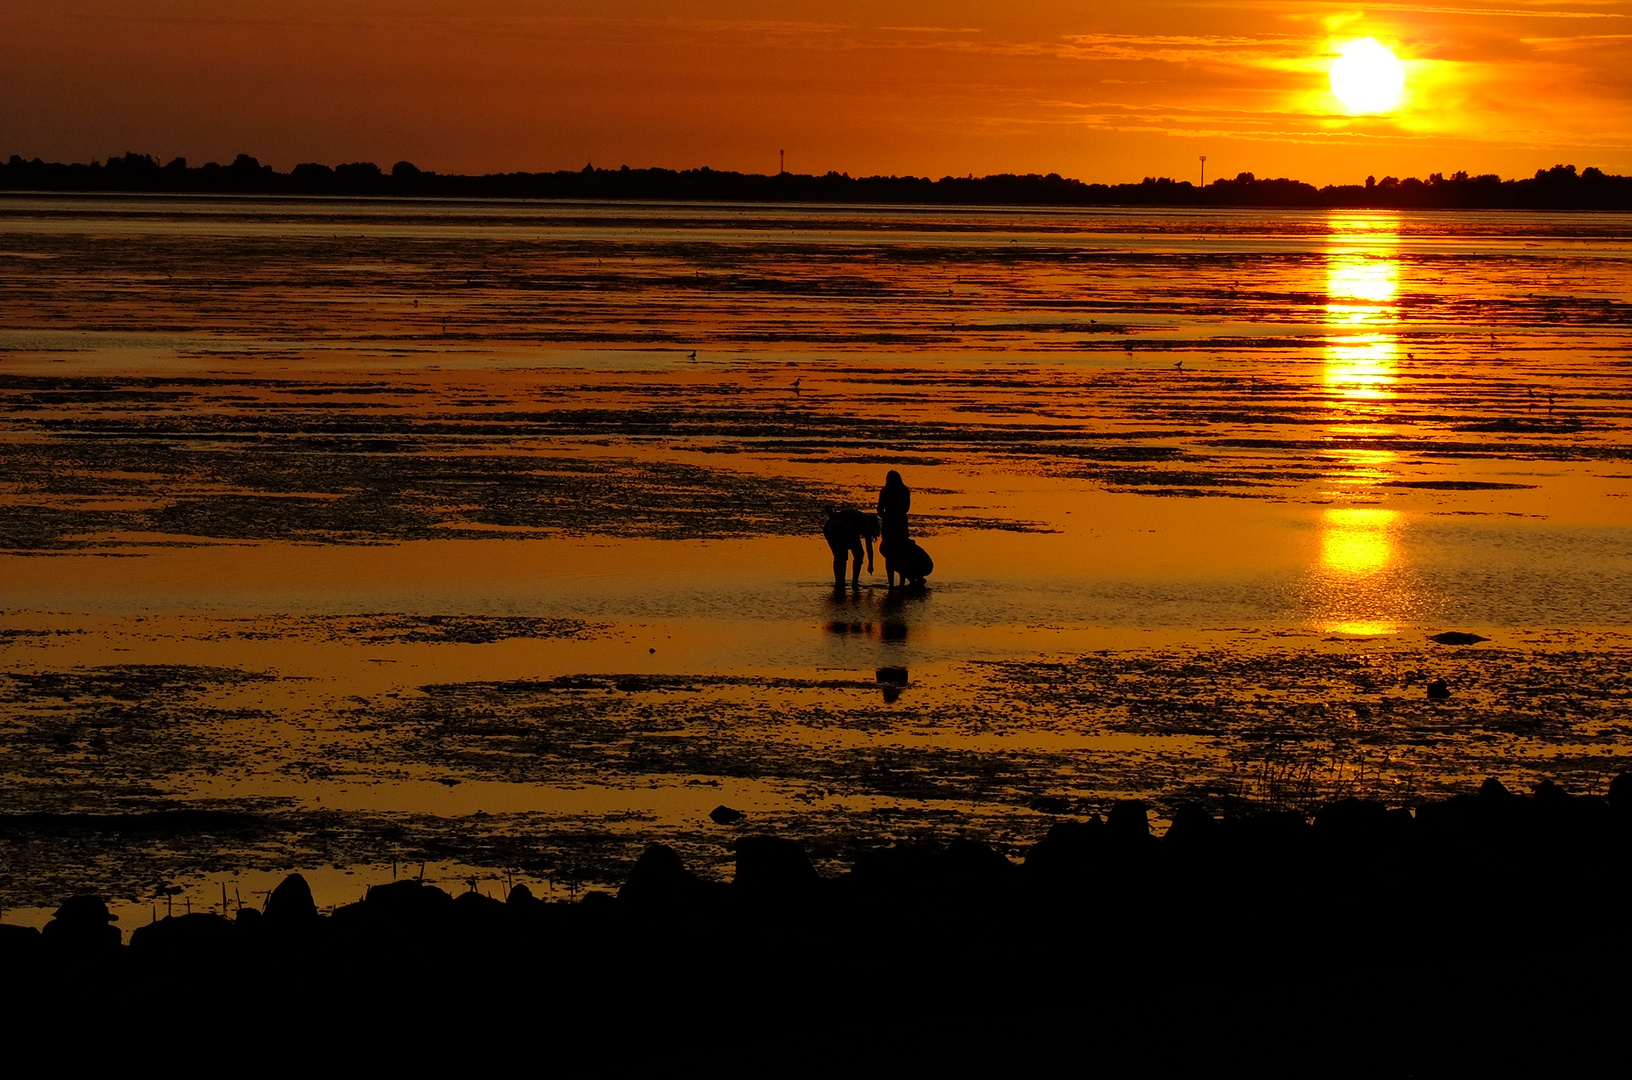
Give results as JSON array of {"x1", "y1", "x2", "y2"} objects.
[
  {"x1": 1426, "y1": 679, "x2": 1451, "y2": 700},
  {"x1": 1430, "y1": 631, "x2": 1489, "y2": 645},
  {"x1": 330, "y1": 879, "x2": 455, "y2": 940},
  {"x1": 1313, "y1": 798, "x2": 1390, "y2": 842},
  {"x1": 1107, "y1": 800, "x2": 1153, "y2": 840},
  {"x1": 619, "y1": 843, "x2": 709, "y2": 908},
  {"x1": 876, "y1": 666, "x2": 909, "y2": 685},
  {"x1": 451, "y1": 889, "x2": 507, "y2": 931},
  {"x1": 1479, "y1": 777, "x2": 1513, "y2": 801},
  {"x1": 581, "y1": 890, "x2": 616, "y2": 910},
  {"x1": 850, "y1": 840, "x2": 949, "y2": 895},
  {"x1": 709, "y1": 805, "x2": 746, "y2": 825},
  {"x1": 507, "y1": 883, "x2": 541, "y2": 907},
  {"x1": 1027, "y1": 795, "x2": 1072, "y2": 815},
  {"x1": 0, "y1": 923, "x2": 42, "y2": 962},
  {"x1": 130, "y1": 912, "x2": 235, "y2": 957},
  {"x1": 264, "y1": 872, "x2": 318, "y2": 924},
  {"x1": 1231, "y1": 810, "x2": 1309, "y2": 850},
  {"x1": 1164, "y1": 803, "x2": 1219, "y2": 849},
  {"x1": 1022, "y1": 817, "x2": 1105, "y2": 881},
  {"x1": 734, "y1": 836, "x2": 820, "y2": 894},
  {"x1": 363, "y1": 878, "x2": 454, "y2": 917},
  {"x1": 53, "y1": 894, "x2": 117, "y2": 926},
  {"x1": 1534, "y1": 779, "x2": 1571, "y2": 808},
  {"x1": 42, "y1": 895, "x2": 120, "y2": 953},
  {"x1": 1412, "y1": 799, "x2": 1458, "y2": 836},
  {"x1": 1609, "y1": 772, "x2": 1632, "y2": 812},
  {"x1": 943, "y1": 838, "x2": 1016, "y2": 890},
  {"x1": 454, "y1": 889, "x2": 505, "y2": 911},
  {"x1": 1385, "y1": 806, "x2": 1416, "y2": 836}
]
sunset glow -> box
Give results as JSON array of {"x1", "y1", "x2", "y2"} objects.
[
  {"x1": 5, "y1": 0, "x2": 1632, "y2": 1055},
  {"x1": 1329, "y1": 38, "x2": 1406, "y2": 115},
  {"x1": 1, "y1": 1, "x2": 1629, "y2": 181}
]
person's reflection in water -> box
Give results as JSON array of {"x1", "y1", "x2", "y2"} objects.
[
  {"x1": 823, "y1": 508, "x2": 879, "y2": 589},
  {"x1": 822, "y1": 586, "x2": 872, "y2": 635},
  {"x1": 878, "y1": 584, "x2": 910, "y2": 641},
  {"x1": 877, "y1": 470, "x2": 911, "y2": 588}
]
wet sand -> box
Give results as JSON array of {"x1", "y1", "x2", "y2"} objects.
[{"x1": 1, "y1": 195, "x2": 1628, "y2": 919}]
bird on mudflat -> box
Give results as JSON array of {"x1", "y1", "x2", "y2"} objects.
[
  {"x1": 792, "y1": 378, "x2": 803, "y2": 394},
  {"x1": 687, "y1": 350, "x2": 697, "y2": 360}
]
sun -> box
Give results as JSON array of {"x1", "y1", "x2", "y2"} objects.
[{"x1": 1329, "y1": 38, "x2": 1405, "y2": 115}]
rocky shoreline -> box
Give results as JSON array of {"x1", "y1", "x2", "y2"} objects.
[{"x1": 6, "y1": 776, "x2": 1632, "y2": 1067}]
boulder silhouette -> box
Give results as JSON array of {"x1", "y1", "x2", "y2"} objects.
[
  {"x1": 1426, "y1": 679, "x2": 1451, "y2": 700},
  {"x1": 709, "y1": 805, "x2": 745, "y2": 825},
  {"x1": 41, "y1": 895, "x2": 120, "y2": 953},
  {"x1": 0, "y1": 923, "x2": 42, "y2": 963},
  {"x1": 620, "y1": 843, "x2": 709, "y2": 909},
  {"x1": 264, "y1": 872, "x2": 318, "y2": 924},
  {"x1": 363, "y1": 878, "x2": 454, "y2": 917},
  {"x1": 130, "y1": 912, "x2": 235, "y2": 957},
  {"x1": 1164, "y1": 803, "x2": 1220, "y2": 849},
  {"x1": 942, "y1": 838, "x2": 1016, "y2": 892},
  {"x1": 849, "y1": 840, "x2": 950, "y2": 896},
  {"x1": 1534, "y1": 779, "x2": 1572, "y2": 814},
  {"x1": 1107, "y1": 800, "x2": 1153, "y2": 840},
  {"x1": 330, "y1": 879, "x2": 454, "y2": 941},
  {"x1": 1313, "y1": 798, "x2": 1390, "y2": 844},
  {"x1": 1022, "y1": 816, "x2": 1105, "y2": 882},
  {"x1": 1608, "y1": 772, "x2": 1632, "y2": 812},
  {"x1": 734, "y1": 836, "x2": 819, "y2": 894},
  {"x1": 1231, "y1": 810, "x2": 1309, "y2": 852},
  {"x1": 1430, "y1": 632, "x2": 1488, "y2": 645},
  {"x1": 451, "y1": 889, "x2": 507, "y2": 933}
]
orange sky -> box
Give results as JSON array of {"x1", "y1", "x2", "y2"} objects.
[{"x1": 2, "y1": 0, "x2": 1629, "y2": 184}]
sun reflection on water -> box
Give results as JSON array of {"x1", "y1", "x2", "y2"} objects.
[
  {"x1": 1320, "y1": 507, "x2": 1398, "y2": 575},
  {"x1": 1325, "y1": 213, "x2": 1400, "y2": 402},
  {"x1": 1315, "y1": 212, "x2": 1409, "y2": 633},
  {"x1": 1320, "y1": 440, "x2": 1397, "y2": 494},
  {"x1": 1314, "y1": 507, "x2": 1408, "y2": 635}
]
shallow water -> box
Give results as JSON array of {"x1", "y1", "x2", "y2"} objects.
[{"x1": 1, "y1": 195, "x2": 1629, "y2": 920}]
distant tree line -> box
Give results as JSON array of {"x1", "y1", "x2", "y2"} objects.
[{"x1": 3, "y1": 152, "x2": 1629, "y2": 210}]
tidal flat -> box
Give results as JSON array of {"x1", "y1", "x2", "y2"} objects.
[{"x1": 1, "y1": 195, "x2": 1628, "y2": 920}]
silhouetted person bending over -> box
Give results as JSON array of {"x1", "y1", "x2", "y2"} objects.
[
  {"x1": 824, "y1": 509, "x2": 879, "y2": 588},
  {"x1": 878, "y1": 470, "x2": 911, "y2": 587}
]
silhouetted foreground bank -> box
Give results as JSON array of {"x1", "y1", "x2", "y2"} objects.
[
  {"x1": 5, "y1": 153, "x2": 1632, "y2": 210},
  {"x1": 6, "y1": 777, "x2": 1632, "y2": 1068}
]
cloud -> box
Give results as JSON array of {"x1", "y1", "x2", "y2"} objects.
[{"x1": 1520, "y1": 30, "x2": 1632, "y2": 45}]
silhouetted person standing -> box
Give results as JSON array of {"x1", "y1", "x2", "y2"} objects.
[
  {"x1": 878, "y1": 470, "x2": 911, "y2": 587},
  {"x1": 824, "y1": 509, "x2": 879, "y2": 588}
]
